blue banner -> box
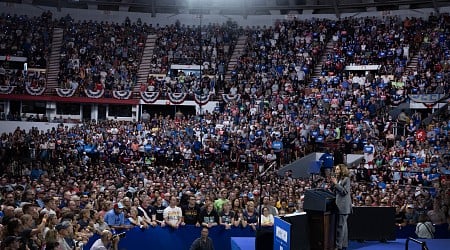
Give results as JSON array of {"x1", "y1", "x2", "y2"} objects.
[
  {"x1": 84, "y1": 225, "x2": 257, "y2": 250},
  {"x1": 274, "y1": 217, "x2": 291, "y2": 250}
]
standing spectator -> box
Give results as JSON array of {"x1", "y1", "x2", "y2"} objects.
[
  {"x1": 183, "y1": 146, "x2": 193, "y2": 169},
  {"x1": 189, "y1": 226, "x2": 214, "y2": 250},
  {"x1": 218, "y1": 201, "x2": 234, "y2": 230},
  {"x1": 153, "y1": 197, "x2": 167, "y2": 227},
  {"x1": 40, "y1": 196, "x2": 57, "y2": 215},
  {"x1": 43, "y1": 211, "x2": 59, "y2": 239},
  {"x1": 1, "y1": 236, "x2": 22, "y2": 250},
  {"x1": 3, "y1": 192, "x2": 18, "y2": 208},
  {"x1": 405, "y1": 203, "x2": 419, "y2": 225},
  {"x1": 427, "y1": 198, "x2": 447, "y2": 225},
  {"x1": 397, "y1": 110, "x2": 409, "y2": 136},
  {"x1": 163, "y1": 196, "x2": 183, "y2": 229},
  {"x1": 182, "y1": 195, "x2": 201, "y2": 227},
  {"x1": 77, "y1": 209, "x2": 92, "y2": 232},
  {"x1": 331, "y1": 164, "x2": 352, "y2": 250},
  {"x1": 1, "y1": 206, "x2": 16, "y2": 225},
  {"x1": 363, "y1": 140, "x2": 375, "y2": 164},
  {"x1": 213, "y1": 189, "x2": 229, "y2": 213},
  {"x1": 243, "y1": 201, "x2": 258, "y2": 231},
  {"x1": 141, "y1": 110, "x2": 150, "y2": 123},
  {"x1": 92, "y1": 211, "x2": 109, "y2": 234},
  {"x1": 259, "y1": 207, "x2": 274, "y2": 228},
  {"x1": 394, "y1": 203, "x2": 407, "y2": 228},
  {"x1": 415, "y1": 214, "x2": 435, "y2": 239},
  {"x1": 55, "y1": 221, "x2": 74, "y2": 250},
  {"x1": 319, "y1": 149, "x2": 334, "y2": 177},
  {"x1": 256, "y1": 196, "x2": 278, "y2": 217},
  {"x1": 200, "y1": 203, "x2": 219, "y2": 228},
  {"x1": 20, "y1": 212, "x2": 47, "y2": 250}
]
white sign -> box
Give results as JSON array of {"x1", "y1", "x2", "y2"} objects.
[
  {"x1": 345, "y1": 65, "x2": 380, "y2": 71},
  {"x1": 276, "y1": 226, "x2": 288, "y2": 243}
]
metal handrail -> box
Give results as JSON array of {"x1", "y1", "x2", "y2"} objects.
[{"x1": 405, "y1": 237, "x2": 429, "y2": 250}]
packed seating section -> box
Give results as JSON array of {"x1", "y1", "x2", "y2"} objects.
[{"x1": 0, "y1": 11, "x2": 449, "y2": 250}]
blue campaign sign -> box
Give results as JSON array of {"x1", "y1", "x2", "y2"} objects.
[{"x1": 274, "y1": 217, "x2": 291, "y2": 250}]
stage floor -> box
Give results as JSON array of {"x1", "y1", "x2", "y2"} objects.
[
  {"x1": 349, "y1": 238, "x2": 449, "y2": 250},
  {"x1": 231, "y1": 238, "x2": 450, "y2": 250}
]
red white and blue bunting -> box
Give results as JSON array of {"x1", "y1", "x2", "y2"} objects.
[
  {"x1": 56, "y1": 88, "x2": 76, "y2": 97},
  {"x1": 84, "y1": 89, "x2": 105, "y2": 99},
  {"x1": 25, "y1": 85, "x2": 45, "y2": 96},
  {"x1": 113, "y1": 90, "x2": 132, "y2": 100},
  {"x1": 194, "y1": 93, "x2": 211, "y2": 105},
  {"x1": 222, "y1": 94, "x2": 241, "y2": 103},
  {"x1": 168, "y1": 93, "x2": 187, "y2": 104},
  {"x1": 141, "y1": 91, "x2": 160, "y2": 103},
  {"x1": 0, "y1": 85, "x2": 15, "y2": 94}
]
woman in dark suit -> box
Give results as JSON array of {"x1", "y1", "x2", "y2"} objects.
[{"x1": 331, "y1": 164, "x2": 352, "y2": 250}]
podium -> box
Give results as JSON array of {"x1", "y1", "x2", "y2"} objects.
[
  {"x1": 304, "y1": 189, "x2": 336, "y2": 250},
  {"x1": 280, "y1": 212, "x2": 310, "y2": 250},
  {"x1": 303, "y1": 189, "x2": 336, "y2": 212}
]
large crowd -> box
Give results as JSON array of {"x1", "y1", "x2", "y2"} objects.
[
  {"x1": 152, "y1": 20, "x2": 238, "y2": 75},
  {"x1": 0, "y1": 12, "x2": 52, "y2": 94},
  {"x1": 0, "y1": 10, "x2": 449, "y2": 250}
]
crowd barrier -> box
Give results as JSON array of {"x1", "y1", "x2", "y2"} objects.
[
  {"x1": 83, "y1": 223, "x2": 450, "y2": 250},
  {"x1": 83, "y1": 225, "x2": 257, "y2": 250}
]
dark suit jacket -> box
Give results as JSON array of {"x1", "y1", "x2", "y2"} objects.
[{"x1": 334, "y1": 176, "x2": 352, "y2": 215}]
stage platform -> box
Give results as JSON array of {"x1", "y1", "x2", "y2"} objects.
[
  {"x1": 230, "y1": 238, "x2": 450, "y2": 250},
  {"x1": 231, "y1": 237, "x2": 254, "y2": 250}
]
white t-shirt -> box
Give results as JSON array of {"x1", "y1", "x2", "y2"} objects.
[{"x1": 163, "y1": 206, "x2": 182, "y2": 226}]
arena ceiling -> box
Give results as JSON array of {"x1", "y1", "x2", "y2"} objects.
[{"x1": 8, "y1": 0, "x2": 450, "y2": 17}]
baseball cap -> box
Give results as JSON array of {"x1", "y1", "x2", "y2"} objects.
[
  {"x1": 55, "y1": 221, "x2": 71, "y2": 231},
  {"x1": 114, "y1": 202, "x2": 124, "y2": 209}
]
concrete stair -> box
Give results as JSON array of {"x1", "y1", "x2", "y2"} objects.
[
  {"x1": 312, "y1": 39, "x2": 335, "y2": 78},
  {"x1": 224, "y1": 35, "x2": 247, "y2": 82},
  {"x1": 134, "y1": 34, "x2": 157, "y2": 96},
  {"x1": 406, "y1": 53, "x2": 419, "y2": 72},
  {"x1": 45, "y1": 28, "x2": 64, "y2": 95}
]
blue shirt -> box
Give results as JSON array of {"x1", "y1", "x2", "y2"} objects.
[
  {"x1": 104, "y1": 209, "x2": 125, "y2": 227},
  {"x1": 363, "y1": 144, "x2": 374, "y2": 154},
  {"x1": 272, "y1": 140, "x2": 283, "y2": 152},
  {"x1": 319, "y1": 153, "x2": 334, "y2": 169}
]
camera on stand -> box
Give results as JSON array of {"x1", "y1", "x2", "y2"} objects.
[{"x1": 113, "y1": 232, "x2": 126, "y2": 239}]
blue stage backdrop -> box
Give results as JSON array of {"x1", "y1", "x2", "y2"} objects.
[{"x1": 83, "y1": 225, "x2": 257, "y2": 250}]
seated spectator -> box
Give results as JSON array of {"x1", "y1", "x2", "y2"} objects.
[
  {"x1": 103, "y1": 203, "x2": 129, "y2": 231},
  {"x1": 127, "y1": 206, "x2": 148, "y2": 229}
]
